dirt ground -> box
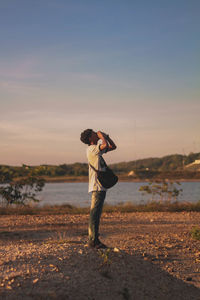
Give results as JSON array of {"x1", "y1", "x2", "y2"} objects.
[{"x1": 1, "y1": 212, "x2": 200, "y2": 300}]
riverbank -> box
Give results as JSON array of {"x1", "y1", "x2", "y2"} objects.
[
  {"x1": 1, "y1": 212, "x2": 200, "y2": 299},
  {"x1": 43, "y1": 175, "x2": 200, "y2": 183}
]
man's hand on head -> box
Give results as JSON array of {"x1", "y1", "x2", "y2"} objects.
[
  {"x1": 97, "y1": 131, "x2": 107, "y2": 139},
  {"x1": 97, "y1": 131, "x2": 102, "y2": 138}
]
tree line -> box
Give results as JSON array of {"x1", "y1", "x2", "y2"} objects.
[
  {"x1": 110, "y1": 152, "x2": 200, "y2": 174},
  {"x1": 0, "y1": 152, "x2": 200, "y2": 182}
]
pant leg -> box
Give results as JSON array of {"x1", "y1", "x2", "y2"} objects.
[{"x1": 88, "y1": 191, "x2": 106, "y2": 242}]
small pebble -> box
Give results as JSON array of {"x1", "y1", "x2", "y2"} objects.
[{"x1": 113, "y1": 247, "x2": 120, "y2": 252}]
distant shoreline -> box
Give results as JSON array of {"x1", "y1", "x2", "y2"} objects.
[{"x1": 43, "y1": 176, "x2": 200, "y2": 183}]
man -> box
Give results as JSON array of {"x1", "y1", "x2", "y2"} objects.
[{"x1": 80, "y1": 129, "x2": 117, "y2": 249}]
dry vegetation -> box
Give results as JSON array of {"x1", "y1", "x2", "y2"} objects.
[{"x1": 1, "y1": 201, "x2": 200, "y2": 216}]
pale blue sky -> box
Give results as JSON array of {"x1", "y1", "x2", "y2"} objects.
[{"x1": 0, "y1": 0, "x2": 199, "y2": 165}]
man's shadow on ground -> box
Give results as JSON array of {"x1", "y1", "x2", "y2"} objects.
[{"x1": 1, "y1": 229, "x2": 200, "y2": 300}]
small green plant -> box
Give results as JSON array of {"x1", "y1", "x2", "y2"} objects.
[
  {"x1": 98, "y1": 248, "x2": 112, "y2": 266},
  {"x1": 191, "y1": 227, "x2": 200, "y2": 240}
]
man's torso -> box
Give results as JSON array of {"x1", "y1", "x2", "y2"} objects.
[{"x1": 87, "y1": 144, "x2": 107, "y2": 193}]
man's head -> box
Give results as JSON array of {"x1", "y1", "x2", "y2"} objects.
[{"x1": 80, "y1": 129, "x2": 99, "y2": 145}]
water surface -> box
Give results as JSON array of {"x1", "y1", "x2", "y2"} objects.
[{"x1": 38, "y1": 182, "x2": 200, "y2": 207}]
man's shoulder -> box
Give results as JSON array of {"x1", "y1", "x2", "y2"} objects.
[{"x1": 87, "y1": 144, "x2": 100, "y2": 154}]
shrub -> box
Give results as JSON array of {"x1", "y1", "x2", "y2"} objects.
[
  {"x1": 139, "y1": 180, "x2": 182, "y2": 202},
  {"x1": 0, "y1": 176, "x2": 45, "y2": 206},
  {"x1": 191, "y1": 226, "x2": 200, "y2": 240}
]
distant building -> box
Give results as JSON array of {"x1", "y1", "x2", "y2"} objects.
[
  {"x1": 128, "y1": 170, "x2": 136, "y2": 177},
  {"x1": 193, "y1": 160, "x2": 200, "y2": 164},
  {"x1": 185, "y1": 159, "x2": 200, "y2": 171},
  {"x1": 186, "y1": 159, "x2": 200, "y2": 167}
]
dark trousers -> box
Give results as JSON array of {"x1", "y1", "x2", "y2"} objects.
[{"x1": 88, "y1": 191, "x2": 106, "y2": 242}]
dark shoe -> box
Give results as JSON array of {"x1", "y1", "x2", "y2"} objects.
[
  {"x1": 88, "y1": 240, "x2": 95, "y2": 248},
  {"x1": 95, "y1": 239, "x2": 107, "y2": 249}
]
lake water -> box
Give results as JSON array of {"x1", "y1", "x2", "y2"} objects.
[{"x1": 37, "y1": 182, "x2": 200, "y2": 207}]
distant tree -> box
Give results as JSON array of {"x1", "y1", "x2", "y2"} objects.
[{"x1": 0, "y1": 176, "x2": 45, "y2": 206}]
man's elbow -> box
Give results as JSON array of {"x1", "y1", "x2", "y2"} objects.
[{"x1": 110, "y1": 145, "x2": 117, "y2": 151}]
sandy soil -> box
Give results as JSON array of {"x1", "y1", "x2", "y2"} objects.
[{"x1": 1, "y1": 212, "x2": 200, "y2": 300}]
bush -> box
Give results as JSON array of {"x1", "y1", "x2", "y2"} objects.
[
  {"x1": 0, "y1": 176, "x2": 45, "y2": 206},
  {"x1": 139, "y1": 180, "x2": 183, "y2": 202},
  {"x1": 191, "y1": 227, "x2": 200, "y2": 240}
]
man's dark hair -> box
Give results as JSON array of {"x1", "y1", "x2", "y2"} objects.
[{"x1": 80, "y1": 129, "x2": 93, "y2": 145}]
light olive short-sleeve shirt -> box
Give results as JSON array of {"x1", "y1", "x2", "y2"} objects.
[{"x1": 87, "y1": 144, "x2": 107, "y2": 193}]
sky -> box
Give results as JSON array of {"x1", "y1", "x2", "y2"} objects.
[{"x1": 0, "y1": 0, "x2": 199, "y2": 165}]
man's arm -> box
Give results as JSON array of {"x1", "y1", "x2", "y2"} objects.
[
  {"x1": 97, "y1": 131, "x2": 108, "y2": 151},
  {"x1": 102, "y1": 133, "x2": 117, "y2": 152}
]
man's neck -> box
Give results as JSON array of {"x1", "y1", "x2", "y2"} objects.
[{"x1": 90, "y1": 142, "x2": 97, "y2": 145}]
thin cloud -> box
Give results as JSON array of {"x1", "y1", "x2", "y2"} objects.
[{"x1": 0, "y1": 56, "x2": 43, "y2": 80}]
